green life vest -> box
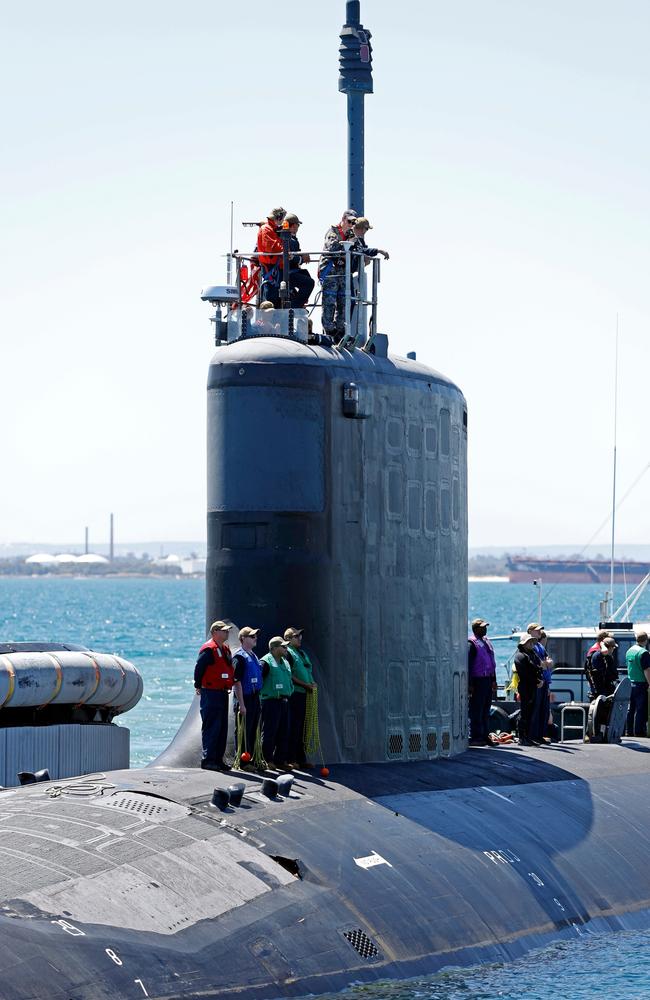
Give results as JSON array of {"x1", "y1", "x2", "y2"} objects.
[
  {"x1": 626, "y1": 644, "x2": 648, "y2": 683},
  {"x1": 261, "y1": 653, "x2": 294, "y2": 699},
  {"x1": 286, "y1": 646, "x2": 314, "y2": 695}
]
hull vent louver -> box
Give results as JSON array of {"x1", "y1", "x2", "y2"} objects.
[{"x1": 343, "y1": 928, "x2": 380, "y2": 959}]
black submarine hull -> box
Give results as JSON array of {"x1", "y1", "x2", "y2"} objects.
[{"x1": 2, "y1": 740, "x2": 650, "y2": 998}]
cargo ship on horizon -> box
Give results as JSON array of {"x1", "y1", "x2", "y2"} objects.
[{"x1": 507, "y1": 554, "x2": 650, "y2": 584}]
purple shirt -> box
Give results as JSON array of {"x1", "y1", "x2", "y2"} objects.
[{"x1": 468, "y1": 636, "x2": 497, "y2": 678}]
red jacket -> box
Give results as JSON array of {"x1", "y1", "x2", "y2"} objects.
[{"x1": 256, "y1": 220, "x2": 283, "y2": 267}]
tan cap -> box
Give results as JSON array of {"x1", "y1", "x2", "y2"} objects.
[
  {"x1": 471, "y1": 618, "x2": 489, "y2": 628},
  {"x1": 210, "y1": 620, "x2": 231, "y2": 632},
  {"x1": 267, "y1": 207, "x2": 286, "y2": 221},
  {"x1": 239, "y1": 626, "x2": 260, "y2": 640},
  {"x1": 527, "y1": 622, "x2": 544, "y2": 632},
  {"x1": 284, "y1": 627, "x2": 303, "y2": 640},
  {"x1": 354, "y1": 216, "x2": 372, "y2": 229},
  {"x1": 284, "y1": 212, "x2": 302, "y2": 225},
  {"x1": 519, "y1": 633, "x2": 536, "y2": 646},
  {"x1": 269, "y1": 636, "x2": 289, "y2": 650}
]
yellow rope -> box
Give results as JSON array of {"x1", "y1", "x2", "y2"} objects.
[
  {"x1": 303, "y1": 688, "x2": 323, "y2": 763},
  {"x1": 505, "y1": 666, "x2": 519, "y2": 693},
  {"x1": 252, "y1": 723, "x2": 267, "y2": 770},
  {"x1": 233, "y1": 711, "x2": 246, "y2": 769}
]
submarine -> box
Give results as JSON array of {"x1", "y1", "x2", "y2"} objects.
[{"x1": 3, "y1": 4, "x2": 650, "y2": 999}]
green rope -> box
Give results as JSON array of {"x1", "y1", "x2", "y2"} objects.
[
  {"x1": 303, "y1": 688, "x2": 324, "y2": 765},
  {"x1": 233, "y1": 711, "x2": 246, "y2": 770}
]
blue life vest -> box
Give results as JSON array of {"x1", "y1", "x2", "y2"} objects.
[{"x1": 233, "y1": 647, "x2": 263, "y2": 696}]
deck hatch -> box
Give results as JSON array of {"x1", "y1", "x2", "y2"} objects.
[{"x1": 343, "y1": 928, "x2": 380, "y2": 959}]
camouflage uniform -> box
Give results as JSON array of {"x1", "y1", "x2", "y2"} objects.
[{"x1": 318, "y1": 224, "x2": 351, "y2": 337}]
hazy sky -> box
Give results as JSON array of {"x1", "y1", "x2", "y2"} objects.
[{"x1": 2, "y1": 0, "x2": 648, "y2": 549}]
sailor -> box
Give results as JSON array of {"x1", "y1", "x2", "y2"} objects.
[
  {"x1": 284, "y1": 627, "x2": 316, "y2": 768},
  {"x1": 318, "y1": 210, "x2": 357, "y2": 338},
  {"x1": 625, "y1": 631, "x2": 650, "y2": 737},
  {"x1": 514, "y1": 633, "x2": 543, "y2": 747},
  {"x1": 256, "y1": 207, "x2": 286, "y2": 307},
  {"x1": 527, "y1": 623, "x2": 553, "y2": 742},
  {"x1": 231, "y1": 627, "x2": 263, "y2": 764},
  {"x1": 283, "y1": 213, "x2": 315, "y2": 308},
  {"x1": 350, "y1": 217, "x2": 390, "y2": 267},
  {"x1": 467, "y1": 618, "x2": 497, "y2": 746},
  {"x1": 193, "y1": 620, "x2": 234, "y2": 771},
  {"x1": 260, "y1": 637, "x2": 294, "y2": 770},
  {"x1": 586, "y1": 629, "x2": 611, "y2": 660},
  {"x1": 588, "y1": 636, "x2": 619, "y2": 698}
]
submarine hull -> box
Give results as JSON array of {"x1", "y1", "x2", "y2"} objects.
[{"x1": 2, "y1": 744, "x2": 650, "y2": 998}]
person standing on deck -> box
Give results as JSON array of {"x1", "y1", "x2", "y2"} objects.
[
  {"x1": 194, "y1": 621, "x2": 234, "y2": 772},
  {"x1": 260, "y1": 637, "x2": 294, "y2": 770},
  {"x1": 588, "y1": 637, "x2": 619, "y2": 698},
  {"x1": 284, "y1": 627, "x2": 317, "y2": 768},
  {"x1": 231, "y1": 627, "x2": 263, "y2": 766},
  {"x1": 528, "y1": 623, "x2": 553, "y2": 743},
  {"x1": 467, "y1": 618, "x2": 497, "y2": 746},
  {"x1": 514, "y1": 634, "x2": 543, "y2": 747},
  {"x1": 626, "y1": 631, "x2": 650, "y2": 737}
]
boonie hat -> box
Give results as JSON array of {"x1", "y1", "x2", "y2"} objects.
[
  {"x1": 284, "y1": 212, "x2": 302, "y2": 225},
  {"x1": 471, "y1": 618, "x2": 489, "y2": 628},
  {"x1": 210, "y1": 620, "x2": 231, "y2": 632},
  {"x1": 269, "y1": 636, "x2": 289, "y2": 650},
  {"x1": 239, "y1": 626, "x2": 260, "y2": 640},
  {"x1": 284, "y1": 627, "x2": 303, "y2": 640},
  {"x1": 354, "y1": 216, "x2": 373, "y2": 229},
  {"x1": 527, "y1": 622, "x2": 544, "y2": 632},
  {"x1": 602, "y1": 637, "x2": 618, "y2": 649},
  {"x1": 519, "y1": 633, "x2": 535, "y2": 646},
  {"x1": 267, "y1": 207, "x2": 286, "y2": 221}
]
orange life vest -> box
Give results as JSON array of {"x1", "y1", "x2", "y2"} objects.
[{"x1": 198, "y1": 639, "x2": 234, "y2": 690}]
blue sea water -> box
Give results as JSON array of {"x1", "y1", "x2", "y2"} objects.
[{"x1": 2, "y1": 575, "x2": 650, "y2": 998}]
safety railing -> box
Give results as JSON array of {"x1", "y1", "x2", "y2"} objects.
[{"x1": 226, "y1": 245, "x2": 382, "y2": 350}]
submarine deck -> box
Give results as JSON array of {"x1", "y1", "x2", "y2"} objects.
[{"x1": 1, "y1": 741, "x2": 650, "y2": 999}]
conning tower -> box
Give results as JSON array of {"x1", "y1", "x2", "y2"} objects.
[{"x1": 203, "y1": 3, "x2": 468, "y2": 764}]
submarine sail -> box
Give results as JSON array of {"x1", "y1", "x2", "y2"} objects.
[{"x1": 204, "y1": 4, "x2": 468, "y2": 765}]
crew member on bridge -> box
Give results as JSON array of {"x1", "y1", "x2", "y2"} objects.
[
  {"x1": 194, "y1": 621, "x2": 234, "y2": 772},
  {"x1": 256, "y1": 207, "x2": 286, "y2": 307},
  {"x1": 260, "y1": 637, "x2": 294, "y2": 770},
  {"x1": 467, "y1": 618, "x2": 497, "y2": 746},
  {"x1": 318, "y1": 210, "x2": 357, "y2": 338},
  {"x1": 232, "y1": 627, "x2": 263, "y2": 766},
  {"x1": 626, "y1": 631, "x2": 650, "y2": 736},
  {"x1": 284, "y1": 627, "x2": 316, "y2": 768},
  {"x1": 284, "y1": 213, "x2": 314, "y2": 308}
]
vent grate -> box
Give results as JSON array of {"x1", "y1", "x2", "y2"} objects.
[
  {"x1": 441, "y1": 730, "x2": 451, "y2": 752},
  {"x1": 387, "y1": 732, "x2": 403, "y2": 757},
  {"x1": 408, "y1": 731, "x2": 422, "y2": 754},
  {"x1": 426, "y1": 730, "x2": 437, "y2": 752},
  {"x1": 343, "y1": 928, "x2": 379, "y2": 959},
  {"x1": 106, "y1": 797, "x2": 163, "y2": 817}
]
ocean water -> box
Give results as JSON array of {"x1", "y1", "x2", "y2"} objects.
[{"x1": 2, "y1": 575, "x2": 650, "y2": 997}]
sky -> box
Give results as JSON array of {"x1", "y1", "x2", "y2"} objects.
[{"x1": 1, "y1": 0, "x2": 649, "y2": 550}]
